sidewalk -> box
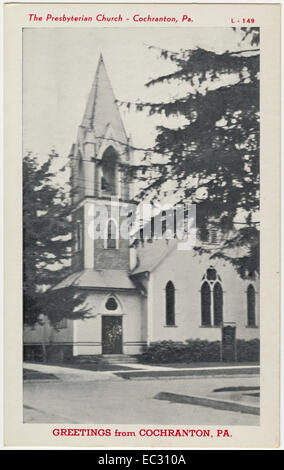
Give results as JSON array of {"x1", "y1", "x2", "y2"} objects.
[
  {"x1": 116, "y1": 362, "x2": 260, "y2": 371},
  {"x1": 24, "y1": 362, "x2": 122, "y2": 382},
  {"x1": 24, "y1": 361, "x2": 260, "y2": 382},
  {"x1": 114, "y1": 362, "x2": 260, "y2": 379}
]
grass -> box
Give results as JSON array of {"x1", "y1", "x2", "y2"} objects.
[
  {"x1": 139, "y1": 361, "x2": 260, "y2": 368},
  {"x1": 213, "y1": 385, "x2": 260, "y2": 392},
  {"x1": 23, "y1": 368, "x2": 58, "y2": 381},
  {"x1": 115, "y1": 365, "x2": 260, "y2": 380},
  {"x1": 25, "y1": 360, "x2": 140, "y2": 372}
]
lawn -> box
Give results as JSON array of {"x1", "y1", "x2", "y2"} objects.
[
  {"x1": 23, "y1": 368, "x2": 58, "y2": 381},
  {"x1": 115, "y1": 365, "x2": 260, "y2": 380},
  {"x1": 25, "y1": 361, "x2": 140, "y2": 372},
  {"x1": 146, "y1": 361, "x2": 260, "y2": 369}
]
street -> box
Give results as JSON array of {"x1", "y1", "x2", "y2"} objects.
[{"x1": 24, "y1": 368, "x2": 260, "y2": 425}]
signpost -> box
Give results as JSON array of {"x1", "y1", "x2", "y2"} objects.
[{"x1": 221, "y1": 323, "x2": 237, "y2": 362}]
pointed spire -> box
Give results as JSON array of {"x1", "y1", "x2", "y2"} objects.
[
  {"x1": 80, "y1": 54, "x2": 128, "y2": 144},
  {"x1": 81, "y1": 53, "x2": 104, "y2": 129}
]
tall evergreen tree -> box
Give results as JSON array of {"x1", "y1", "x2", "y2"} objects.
[
  {"x1": 128, "y1": 28, "x2": 260, "y2": 279},
  {"x1": 23, "y1": 152, "x2": 89, "y2": 325}
]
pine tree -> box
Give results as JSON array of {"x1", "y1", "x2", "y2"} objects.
[
  {"x1": 129, "y1": 28, "x2": 260, "y2": 279},
  {"x1": 23, "y1": 152, "x2": 89, "y2": 325}
]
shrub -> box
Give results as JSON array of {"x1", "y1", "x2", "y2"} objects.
[
  {"x1": 140, "y1": 339, "x2": 221, "y2": 363},
  {"x1": 141, "y1": 340, "x2": 186, "y2": 363},
  {"x1": 236, "y1": 339, "x2": 260, "y2": 362},
  {"x1": 140, "y1": 338, "x2": 260, "y2": 364},
  {"x1": 184, "y1": 339, "x2": 221, "y2": 362}
]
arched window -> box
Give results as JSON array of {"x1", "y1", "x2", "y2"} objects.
[
  {"x1": 247, "y1": 284, "x2": 256, "y2": 326},
  {"x1": 213, "y1": 282, "x2": 223, "y2": 326},
  {"x1": 201, "y1": 282, "x2": 211, "y2": 326},
  {"x1": 106, "y1": 219, "x2": 118, "y2": 249},
  {"x1": 201, "y1": 267, "x2": 223, "y2": 327},
  {"x1": 101, "y1": 146, "x2": 118, "y2": 196},
  {"x1": 165, "y1": 281, "x2": 175, "y2": 326},
  {"x1": 106, "y1": 297, "x2": 118, "y2": 311}
]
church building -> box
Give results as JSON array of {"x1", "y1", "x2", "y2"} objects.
[{"x1": 23, "y1": 55, "x2": 259, "y2": 359}]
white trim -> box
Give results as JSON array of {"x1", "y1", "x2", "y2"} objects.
[
  {"x1": 96, "y1": 123, "x2": 126, "y2": 162},
  {"x1": 117, "y1": 165, "x2": 122, "y2": 199},
  {"x1": 147, "y1": 272, "x2": 154, "y2": 346},
  {"x1": 84, "y1": 202, "x2": 95, "y2": 269},
  {"x1": 97, "y1": 163, "x2": 103, "y2": 198}
]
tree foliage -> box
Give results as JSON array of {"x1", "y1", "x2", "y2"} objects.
[
  {"x1": 130, "y1": 28, "x2": 260, "y2": 279},
  {"x1": 23, "y1": 152, "x2": 90, "y2": 325}
]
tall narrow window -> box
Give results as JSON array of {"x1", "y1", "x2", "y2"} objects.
[
  {"x1": 213, "y1": 282, "x2": 223, "y2": 326},
  {"x1": 101, "y1": 146, "x2": 117, "y2": 196},
  {"x1": 74, "y1": 221, "x2": 83, "y2": 252},
  {"x1": 201, "y1": 282, "x2": 211, "y2": 326},
  {"x1": 201, "y1": 267, "x2": 223, "y2": 327},
  {"x1": 247, "y1": 284, "x2": 256, "y2": 326},
  {"x1": 106, "y1": 219, "x2": 117, "y2": 249},
  {"x1": 165, "y1": 281, "x2": 175, "y2": 326}
]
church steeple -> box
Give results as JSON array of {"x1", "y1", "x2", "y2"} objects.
[
  {"x1": 71, "y1": 54, "x2": 132, "y2": 203},
  {"x1": 80, "y1": 54, "x2": 127, "y2": 144},
  {"x1": 70, "y1": 54, "x2": 133, "y2": 273}
]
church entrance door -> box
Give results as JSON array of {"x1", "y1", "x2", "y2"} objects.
[{"x1": 102, "y1": 316, "x2": 123, "y2": 354}]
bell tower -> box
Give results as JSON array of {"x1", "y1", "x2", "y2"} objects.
[{"x1": 69, "y1": 54, "x2": 133, "y2": 273}]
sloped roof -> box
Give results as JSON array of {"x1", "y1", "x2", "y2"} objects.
[
  {"x1": 131, "y1": 238, "x2": 178, "y2": 275},
  {"x1": 53, "y1": 269, "x2": 137, "y2": 291},
  {"x1": 130, "y1": 231, "x2": 252, "y2": 276},
  {"x1": 81, "y1": 54, "x2": 127, "y2": 144}
]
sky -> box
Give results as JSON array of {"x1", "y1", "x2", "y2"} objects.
[{"x1": 23, "y1": 27, "x2": 247, "y2": 165}]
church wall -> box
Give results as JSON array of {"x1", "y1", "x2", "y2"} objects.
[
  {"x1": 71, "y1": 138, "x2": 85, "y2": 205},
  {"x1": 93, "y1": 202, "x2": 130, "y2": 270},
  {"x1": 23, "y1": 317, "x2": 74, "y2": 345},
  {"x1": 149, "y1": 246, "x2": 259, "y2": 344},
  {"x1": 94, "y1": 237, "x2": 130, "y2": 270},
  {"x1": 72, "y1": 206, "x2": 84, "y2": 272},
  {"x1": 119, "y1": 166, "x2": 130, "y2": 201},
  {"x1": 23, "y1": 317, "x2": 74, "y2": 361},
  {"x1": 72, "y1": 289, "x2": 146, "y2": 355}
]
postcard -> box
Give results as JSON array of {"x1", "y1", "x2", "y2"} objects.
[{"x1": 4, "y1": 2, "x2": 281, "y2": 447}]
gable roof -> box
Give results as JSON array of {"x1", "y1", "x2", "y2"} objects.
[{"x1": 81, "y1": 54, "x2": 128, "y2": 145}]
